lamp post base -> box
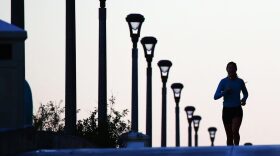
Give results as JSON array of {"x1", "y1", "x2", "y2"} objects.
[{"x1": 119, "y1": 131, "x2": 149, "y2": 148}]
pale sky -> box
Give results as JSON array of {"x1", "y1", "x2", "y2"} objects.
[{"x1": 1, "y1": 0, "x2": 280, "y2": 147}]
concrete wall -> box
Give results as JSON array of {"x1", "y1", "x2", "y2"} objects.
[
  {"x1": 0, "y1": 127, "x2": 93, "y2": 156},
  {"x1": 19, "y1": 145, "x2": 280, "y2": 156}
]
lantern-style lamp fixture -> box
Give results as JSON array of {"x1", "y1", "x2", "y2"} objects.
[
  {"x1": 157, "y1": 60, "x2": 172, "y2": 83},
  {"x1": 171, "y1": 83, "x2": 184, "y2": 104},
  {"x1": 185, "y1": 106, "x2": 195, "y2": 124},
  {"x1": 99, "y1": 0, "x2": 106, "y2": 8},
  {"x1": 126, "y1": 14, "x2": 145, "y2": 44},
  {"x1": 141, "y1": 36, "x2": 157, "y2": 62},
  {"x1": 208, "y1": 127, "x2": 217, "y2": 146},
  {"x1": 192, "y1": 115, "x2": 202, "y2": 132}
]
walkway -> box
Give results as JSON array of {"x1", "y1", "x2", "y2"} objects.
[{"x1": 19, "y1": 145, "x2": 280, "y2": 156}]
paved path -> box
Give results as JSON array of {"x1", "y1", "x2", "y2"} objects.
[{"x1": 19, "y1": 145, "x2": 280, "y2": 156}]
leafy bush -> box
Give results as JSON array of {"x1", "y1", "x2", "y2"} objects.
[
  {"x1": 33, "y1": 96, "x2": 130, "y2": 147},
  {"x1": 33, "y1": 100, "x2": 65, "y2": 132}
]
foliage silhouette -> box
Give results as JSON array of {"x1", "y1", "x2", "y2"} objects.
[
  {"x1": 33, "y1": 96, "x2": 130, "y2": 147},
  {"x1": 33, "y1": 100, "x2": 65, "y2": 132}
]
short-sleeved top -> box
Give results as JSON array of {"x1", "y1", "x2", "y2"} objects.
[{"x1": 214, "y1": 77, "x2": 248, "y2": 108}]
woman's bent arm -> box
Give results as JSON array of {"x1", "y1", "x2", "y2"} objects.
[{"x1": 214, "y1": 80, "x2": 224, "y2": 100}]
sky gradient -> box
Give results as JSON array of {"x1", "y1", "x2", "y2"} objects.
[{"x1": 1, "y1": 0, "x2": 280, "y2": 147}]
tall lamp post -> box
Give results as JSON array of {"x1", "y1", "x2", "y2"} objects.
[
  {"x1": 126, "y1": 14, "x2": 145, "y2": 132},
  {"x1": 185, "y1": 106, "x2": 195, "y2": 147},
  {"x1": 158, "y1": 60, "x2": 172, "y2": 147},
  {"x1": 208, "y1": 127, "x2": 217, "y2": 146},
  {"x1": 65, "y1": 0, "x2": 76, "y2": 135},
  {"x1": 192, "y1": 115, "x2": 202, "y2": 147},
  {"x1": 141, "y1": 36, "x2": 157, "y2": 147},
  {"x1": 11, "y1": 0, "x2": 31, "y2": 126},
  {"x1": 98, "y1": 0, "x2": 108, "y2": 146},
  {"x1": 171, "y1": 83, "x2": 184, "y2": 147},
  {"x1": 11, "y1": 0, "x2": 24, "y2": 28}
]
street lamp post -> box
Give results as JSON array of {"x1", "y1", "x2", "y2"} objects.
[
  {"x1": 98, "y1": 0, "x2": 109, "y2": 147},
  {"x1": 208, "y1": 127, "x2": 217, "y2": 146},
  {"x1": 65, "y1": 0, "x2": 76, "y2": 135},
  {"x1": 141, "y1": 36, "x2": 157, "y2": 147},
  {"x1": 11, "y1": 0, "x2": 32, "y2": 126},
  {"x1": 158, "y1": 60, "x2": 172, "y2": 147},
  {"x1": 192, "y1": 115, "x2": 202, "y2": 147},
  {"x1": 171, "y1": 83, "x2": 184, "y2": 147},
  {"x1": 185, "y1": 106, "x2": 195, "y2": 147},
  {"x1": 126, "y1": 14, "x2": 145, "y2": 132},
  {"x1": 11, "y1": 0, "x2": 24, "y2": 28}
]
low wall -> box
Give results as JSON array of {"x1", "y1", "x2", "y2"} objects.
[
  {"x1": 0, "y1": 127, "x2": 93, "y2": 156},
  {"x1": 19, "y1": 145, "x2": 280, "y2": 156}
]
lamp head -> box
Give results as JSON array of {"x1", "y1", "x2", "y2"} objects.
[
  {"x1": 99, "y1": 0, "x2": 106, "y2": 8},
  {"x1": 126, "y1": 14, "x2": 145, "y2": 44},
  {"x1": 171, "y1": 83, "x2": 184, "y2": 103},
  {"x1": 157, "y1": 60, "x2": 172, "y2": 83},
  {"x1": 141, "y1": 36, "x2": 157, "y2": 62},
  {"x1": 184, "y1": 106, "x2": 195, "y2": 123},
  {"x1": 208, "y1": 127, "x2": 217, "y2": 139},
  {"x1": 192, "y1": 115, "x2": 202, "y2": 131}
]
